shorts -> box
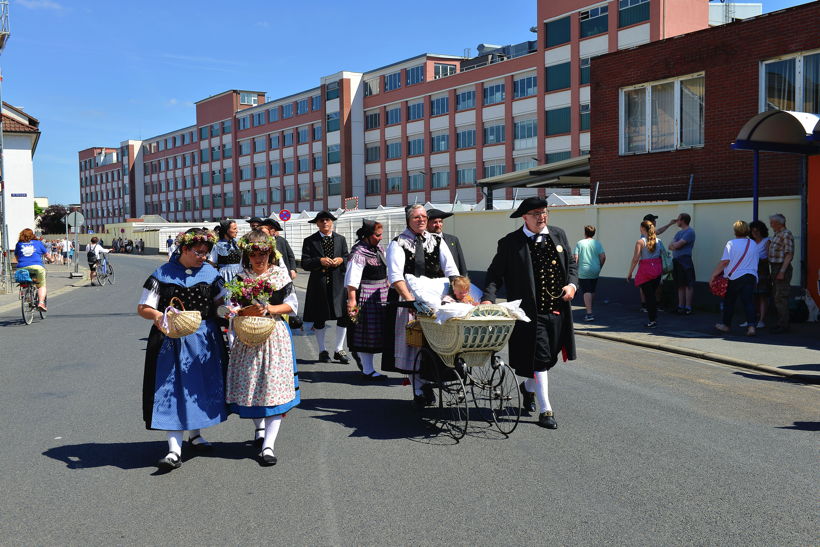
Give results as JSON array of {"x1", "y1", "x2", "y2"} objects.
[
  {"x1": 21, "y1": 265, "x2": 46, "y2": 288},
  {"x1": 88, "y1": 259, "x2": 98, "y2": 272},
  {"x1": 578, "y1": 278, "x2": 598, "y2": 294},
  {"x1": 61, "y1": 252, "x2": 68, "y2": 259},
  {"x1": 672, "y1": 257, "x2": 696, "y2": 288}
]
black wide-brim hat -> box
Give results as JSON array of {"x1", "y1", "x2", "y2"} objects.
[
  {"x1": 248, "y1": 216, "x2": 263, "y2": 224},
  {"x1": 261, "y1": 218, "x2": 282, "y2": 231},
  {"x1": 510, "y1": 197, "x2": 549, "y2": 218},
  {"x1": 427, "y1": 208, "x2": 453, "y2": 220},
  {"x1": 308, "y1": 210, "x2": 337, "y2": 223}
]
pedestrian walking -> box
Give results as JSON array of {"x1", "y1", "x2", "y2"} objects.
[
  {"x1": 427, "y1": 208, "x2": 468, "y2": 276},
  {"x1": 481, "y1": 197, "x2": 578, "y2": 429},
  {"x1": 223, "y1": 230, "x2": 300, "y2": 466},
  {"x1": 137, "y1": 228, "x2": 228, "y2": 471},
  {"x1": 768, "y1": 214, "x2": 794, "y2": 333},
  {"x1": 301, "y1": 211, "x2": 350, "y2": 364},
  {"x1": 627, "y1": 220, "x2": 663, "y2": 328},
  {"x1": 659, "y1": 213, "x2": 696, "y2": 314},
  {"x1": 573, "y1": 225, "x2": 605, "y2": 321},
  {"x1": 711, "y1": 221, "x2": 758, "y2": 336},
  {"x1": 743, "y1": 220, "x2": 771, "y2": 329},
  {"x1": 344, "y1": 219, "x2": 389, "y2": 381},
  {"x1": 85, "y1": 237, "x2": 111, "y2": 286}
]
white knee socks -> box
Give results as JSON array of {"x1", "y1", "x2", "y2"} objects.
[
  {"x1": 335, "y1": 326, "x2": 347, "y2": 352},
  {"x1": 359, "y1": 352, "x2": 375, "y2": 375},
  {"x1": 167, "y1": 431, "x2": 183, "y2": 455},
  {"x1": 252, "y1": 418, "x2": 265, "y2": 440},
  {"x1": 524, "y1": 371, "x2": 552, "y2": 413},
  {"x1": 262, "y1": 416, "x2": 282, "y2": 453},
  {"x1": 315, "y1": 327, "x2": 326, "y2": 353}
]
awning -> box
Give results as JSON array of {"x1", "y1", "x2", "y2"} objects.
[
  {"x1": 476, "y1": 155, "x2": 590, "y2": 190},
  {"x1": 732, "y1": 110, "x2": 820, "y2": 154}
]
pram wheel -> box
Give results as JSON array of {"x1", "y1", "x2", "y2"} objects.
[
  {"x1": 468, "y1": 355, "x2": 521, "y2": 436},
  {"x1": 414, "y1": 347, "x2": 469, "y2": 440}
]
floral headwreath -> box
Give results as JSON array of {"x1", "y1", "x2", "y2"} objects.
[
  {"x1": 174, "y1": 230, "x2": 218, "y2": 248},
  {"x1": 237, "y1": 234, "x2": 281, "y2": 259}
]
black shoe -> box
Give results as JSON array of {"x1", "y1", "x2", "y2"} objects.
[
  {"x1": 334, "y1": 350, "x2": 350, "y2": 364},
  {"x1": 519, "y1": 381, "x2": 536, "y2": 413},
  {"x1": 157, "y1": 451, "x2": 182, "y2": 470},
  {"x1": 253, "y1": 428, "x2": 265, "y2": 447},
  {"x1": 538, "y1": 411, "x2": 557, "y2": 429},
  {"x1": 259, "y1": 447, "x2": 277, "y2": 466},
  {"x1": 420, "y1": 383, "x2": 436, "y2": 406},
  {"x1": 318, "y1": 350, "x2": 330, "y2": 362},
  {"x1": 362, "y1": 371, "x2": 388, "y2": 381},
  {"x1": 188, "y1": 434, "x2": 213, "y2": 452},
  {"x1": 646, "y1": 321, "x2": 657, "y2": 329}
]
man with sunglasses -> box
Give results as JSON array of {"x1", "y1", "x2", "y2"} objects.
[{"x1": 481, "y1": 197, "x2": 578, "y2": 430}]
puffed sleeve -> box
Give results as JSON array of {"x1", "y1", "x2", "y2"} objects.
[
  {"x1": 386, "y1": 239, "x2": 405, "y2": 285},
  {"x1": 139, "y1": 276, "x2": 160, "y2": 308}
]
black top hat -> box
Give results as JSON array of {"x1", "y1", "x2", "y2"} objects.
[
  {"x1": 510, "y1": 197, "x2": 549, "y2": 218},
  {"x1": 643, "y1": 214, "x2": 658, "y2": 223},
  {"x1": 248, "y1": 216, "x2": 263, "y2": 225},
  {"x1": 427, "y1": 208, "x2": 453, "y2": 220},
  {"x1": 261, "y1": 218, "x2": 282, "y2": 231},
  {"x1": 308, "y1": 210, "x2": 337, "y2": 224}
]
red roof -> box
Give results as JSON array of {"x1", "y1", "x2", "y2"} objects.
[{"x1": 2, "y1": 113, "x2": 39, "y2": 133}]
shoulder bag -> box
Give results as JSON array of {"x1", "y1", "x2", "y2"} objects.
[{"x1": 710, "y1": 239, "x2": 751, "y2": 297}]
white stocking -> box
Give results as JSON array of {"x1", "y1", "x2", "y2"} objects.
[
  {"x1": 359, "y1": 352, "x2": 376, "y2": 375},
  {"x1": 335, "y1": 326, "x2": 347, "y2": 352},
  {"x1": 315, "y1": 327, "x2": 326, "y2": 353},
  {"x1": 262, "y1": 415, "x2": 282, "y2": 453},
  {"x1": 252, "y1": 418, "x2": 265, "y2": 440},
  {"x1": 533, "y1": 370, "x2": 552, "y2": 412},
  {"x1": 167, "y1": 431, "x2": 183, "y2": 456}
]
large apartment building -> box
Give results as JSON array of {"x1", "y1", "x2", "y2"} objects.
[{"x1": 79, "y1": 0, "x2": 710, "y2": 232}]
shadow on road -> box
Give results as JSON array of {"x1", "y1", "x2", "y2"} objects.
[{"x1": 778, "y1": 421, "x2": 820, "y2": 432}]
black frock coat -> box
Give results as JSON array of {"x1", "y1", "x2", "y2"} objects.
[
  {"x1": 276, "y1": 235, "x2": 297, "y2": 272},
  {"x1": 301, "y1": 231, "x2": 348, "y2": 322},
  {"x1": 441, "y1": 233, "x2": 468, "y2": 276},
  {"x1": 481, "y1": 225, "x2": 578, "y2": 377}
]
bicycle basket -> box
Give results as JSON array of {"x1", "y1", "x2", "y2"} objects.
[{"x1": 15, "y1": 269, "x2": 33, "y2": 283}]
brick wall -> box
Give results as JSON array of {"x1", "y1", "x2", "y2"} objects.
[{"x1": 590, "y1": 3, "x2": 820, "y2": 204}]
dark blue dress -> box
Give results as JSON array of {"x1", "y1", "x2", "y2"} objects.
[{"x1": 141, "y1": 256, "x2": 228, "y2": 431}]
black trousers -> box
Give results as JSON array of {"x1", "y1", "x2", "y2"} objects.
[
  {"x1": 640, "y1": 277, "x2": 661, "y2": 321},
  {"x1": 533, "y1": 312, "x2": 563, "y2": 372}
]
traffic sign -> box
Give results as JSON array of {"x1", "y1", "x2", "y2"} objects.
[
  {"x1": 65, "y1": 212, "x2": 85, "y2": 227},
  {"x1": 278, "y1": 209, "x2": 291, "y2": 222}
]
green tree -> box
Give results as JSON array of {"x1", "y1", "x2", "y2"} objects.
[
  {"x1": 38, "y1": 205, "x2": 68, "y2": 234},
  {"x1": 33, "y1": 201, "x2": 44, "y2": 217}
]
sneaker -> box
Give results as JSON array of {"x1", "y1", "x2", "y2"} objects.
[
  {"x1": 756, "y1": 321, "x2": 765, "y2": 328},
  {"x1": 640, "y1": 305, "x2": 648, "y2": 313},
  {"x1": 646, "y1": 321, "x2": 657, "y2": 329},
  {"x1": 739, "y1": 321, "x2": 750, "y2": 327},
  {"x1": 318, "y1": 350, "x2": 330, "y2": 362},
  {"x1": 714, "y1": 323, "x2": 730, "y2": 333},
  {"x1": 584, "y1": 313, "x2": 595, "y2": 322}
]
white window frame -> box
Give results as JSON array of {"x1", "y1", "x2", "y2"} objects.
[{"x1": 759, "y1": 48, "x2": 820, "y2": 114}]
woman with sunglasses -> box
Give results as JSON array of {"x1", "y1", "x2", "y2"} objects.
[
  {"x1": 223, "y1": 230, "x2": 300, "y2": 466},
  {"x1": 137, "y1": 228, "x2": 229, "y2": 471}
]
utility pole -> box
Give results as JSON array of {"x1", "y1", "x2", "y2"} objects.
[{"x1": 0, "y1": 1, "x2": 11, "y2": 293}]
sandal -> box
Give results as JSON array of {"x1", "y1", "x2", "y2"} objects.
[
  {"x1": 258, "y1": 447, "x2": 277, "y2": 466},
  {"x1": 157, "y1": 451, "x2": 181, "y2": 470},
  {"x1": 188, "y1": 434, "x2": 213, "y2": 452}
]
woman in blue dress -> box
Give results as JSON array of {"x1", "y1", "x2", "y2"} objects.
[
  {"x1": 137, "y1": 228, "x2": 228, "y2": 471},
  {"x1": 210, "y1": 219, "x2": 243, "y2": 283}
]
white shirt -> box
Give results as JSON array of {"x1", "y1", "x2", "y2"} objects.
[
  {"x1": 721, "y1": 238, "x2": 759, "y2": 280},
  {"x1": 386, "y1": 229, "x2": 459, "y2": 285},
  {"x1": 86, "y1": 243, "x2": 110, "y2": 260}
]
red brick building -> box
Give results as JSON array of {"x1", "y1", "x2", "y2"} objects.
[{"x1": 589, "y1": 2, "x2": 820, "y2": 203}]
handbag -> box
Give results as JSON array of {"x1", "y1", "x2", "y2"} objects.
[
  {"x1": 160, "y1": 297, "x2": 202, "y2": 338},
  {"x1": 659, "y1": 241, "x2": 673, "y2": 274},
  {"x1": 710, "y1": 239, "x2": 751, "y2": 298},
  {"x1": 634, "y1": 257, "x2": 662, "y2": 286}
]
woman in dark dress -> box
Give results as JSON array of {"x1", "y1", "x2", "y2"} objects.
[
  {"x1": 137, "y1": 228, "x2": 228, "y2": 471},
  {"x1": 210, "y1": 219, "x2": 242, "y2": 283}
]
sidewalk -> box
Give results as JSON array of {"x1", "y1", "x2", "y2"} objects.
[
  {"x1": 0, "y1": 262, "x2": 89, "y2": 314},
  {"x1": 573, "y1": 300, "x2": 820, "y2": 384}
]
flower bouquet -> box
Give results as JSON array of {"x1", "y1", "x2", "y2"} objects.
[{"x1": 224, "y1": 276, "x2": 277, "y2": 346}]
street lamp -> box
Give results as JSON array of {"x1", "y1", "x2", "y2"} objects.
[{"x1": 0, "y1": 1, "x2": 11, "y2": 293}]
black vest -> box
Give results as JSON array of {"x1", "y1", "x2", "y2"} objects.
[
  {"x1": 529, "y1": 235, "x2": 565, "y2": 314},
  {"x1": 399, "y1": 234, "x2": 443, "y2": 278}
]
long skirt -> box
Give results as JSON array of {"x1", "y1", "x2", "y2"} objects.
[
  {"x1": 347, "y1": 278, "x2": 389, "y2": 353},
  {"x1": 226, "y1": 319, "x2": 300, "y2": 418},
  {"x1": 381, "y1": 288, "x2": 419, "y2": 374},
  {"x1": 142, "y1": 319, "x2": 228, "y2": 431}
]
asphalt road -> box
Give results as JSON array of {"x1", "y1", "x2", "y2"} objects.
[{"x1": 0, "y1": 255, "x2": 817, "y2": 546}]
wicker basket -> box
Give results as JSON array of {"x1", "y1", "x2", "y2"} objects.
[
  {"x1": 417, "y1": 304, "x2": 516, "y2": 368},
  {"x1": 405, "y1": 320, "x2": 424, "y2": 348},
  {"x1": 161, "y1": 297, "x2": 202, "y2": 338},
  {"x1": 233, "y1": 315, "x2": 276, "y2": 347}
]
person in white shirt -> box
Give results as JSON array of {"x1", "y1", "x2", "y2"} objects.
[
  {"x1": 711, "y1": 221, "x2": 759, "y2": 336},
  {"x1": 86, "y1": 237, "x2": 111, "y2": 285}
]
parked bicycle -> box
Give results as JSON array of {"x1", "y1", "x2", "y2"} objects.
[{"x1": 15, "y1": 269, "x2": 46, "y2": 325}]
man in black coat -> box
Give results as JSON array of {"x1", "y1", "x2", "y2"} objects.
[
  {"x1": 481, "y1": 197, "x2": 578, "y2": 429},
  {"x1": 427, "y1": 208, "x2": 468, "y2": 276},
  {"x1": 301, "y1": 211, "x2": 350, "y2": 364},
  {"x1": 261, "y1": 218, "x2": 297, "y2": 280}
]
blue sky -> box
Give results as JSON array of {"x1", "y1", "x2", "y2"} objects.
[{"x1": 3, "y1": 0, "x2": 813, "y2": 205}]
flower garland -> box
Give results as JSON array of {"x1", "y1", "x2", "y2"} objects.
[
  {"x1": 174, "y1": 230, "x2": 217, "y2": 248},
  {"x1": 237, "y1": 234, "x2": 281, "y2": 260}
]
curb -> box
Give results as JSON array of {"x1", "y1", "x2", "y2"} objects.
[
  {"x1": 0, "y1": 272, "x2": 88, "y2": 314},
  {"x1": 575, "y1": 329, "x2": 819, "y2": 385}
]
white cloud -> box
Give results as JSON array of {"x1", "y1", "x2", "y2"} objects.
[{"x1": 16, "y1": 0, "x2": 64, "y2": 11}]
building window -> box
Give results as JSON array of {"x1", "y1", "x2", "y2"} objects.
[
  {"x1": 431, "y1": 96, "x2": 449, "y2": 116},
  {"x1": 514, "y1": 75, "x2": 537, "y2": 99},
  {"x1": 408, "y1": 172, "x2": 424, "y2": 191},
  {"x1": 327, "y1": 144, "x2": 340, "y2": 164},
  {"x1": 431, "y1": 170, "x2": 449, "y2": 189},
  {"x1": 387, "y1": 175, "x2": 402, "y2": 192},
  {"x1": 283, "y1": 159, "x2": 294, "y2": 175},
  {"x1": 270, "y1": 187, "x2": 281, "y2": 203},
  {"x1": 545, "y1": 16, "x2": 571, "y2": 48},
  {"x1": 312, "y1": 95, "x2": 322, "y2": 111},
  {"x1": 434, "y1": 63, "x2": 457, "y2": 79},
  {"x1": 252, "y1": 112, "x2": 265, "y2": 127},
  {"x1": 431, "y1": 132, "x2": 449, "y2": 153},
  {"x1": 255, "y1": 189, "x2": 267, "y2": 205},
  {"x1": 484, "y1": 83, "x2": 505, "y2": 105},
  {"x1": 456, "y1": 128, "x2": 476, "y2": 149},
  {"x1": 313, "y1": 125, "x2": 323, "y2": 140},
  {"x1": 269, "y1": 107, "x2": 280, "y2": 122},
  {"x1": 224, "y1": 192, "x2": 234, "y2": 207},
  {"x1": 254, "y1": 136, "x2": 266, "y2": 153},
  {"x1": 621, "y1": 73, "x2": 705, "y2": 154},
  {"x1": 239, "y1": 140, "x2": 252, "y2": 155},
  {"x1": 297, "y1": 98, "x2": 309, "y2": 115},
  {"x1": 483, "y1": 122, "x2": 506, "y2": 145},
  {"x1": 282, "y1": 103, "x2": 293, "y2": 118},
  {"x1": 514, "y1": 158, "x2": 537, "y2": 171},
  {"x1": 580, "y1": 5, "x2": 609, "y2": 38},
  {"x1": 483, "y1": 161, "x2": 505, "y2": 178},
  {"x1": 580, "y1": 57, "x2": 591, "y2": 85},
  {"x1": 365, "y1": 111, "x2": 380, "y2": 129},
  {"x1": 284, "y1": 186, "x2": 294, "y2": 202},
  {"x1": 211, "y1": 146, "x2": 221, "y2": 161},
  {"x1": 240, "y1": 190, "x2": 252, "y2": 206},
  {"x1": 546, "y1": 62, "x2": 571, "y2": 92},
  {"x1": 240, "y1": 166, "x2": 252, "y2": 181},
  {"x1": 546, "y1": 107, "x2": 571, "y2": 136},
  {"x1": 224, "y1": 168, "x2": 233, "y2": 182},
  {"x1": 580, "y1": 103, "x2": 591, "y2": 131},
  {"x1": 546, "y1": 151, "x2": 571, "y2": 164},
  {"x1": 298, "y1": 156, "x2": 310, "y2": 172},
  {"x1": 386, "y1": 106, "x2": 401, "y2": 125},
  {"x1": 270, "y1": 162, "x2": 281, "y2": 176},
  {"x1": 407, "y1": 102, "x2": 424, "y2": 121},
  {"x1": 386, "y1": 141, "x2": 402, "y2": 159},
  {"x1": 201, "y1": 194, "x2": 211, "y2": 209},
  {"x1": 238, "y1": 116, "x2": 250, "y2": 130},
  {"x1": 240, "y1": 92, "x2": 258, "y2": 106},
  {"x1": 456, "y1": 166, "x2": 476, "y2": 186},
  {"x1": 326, "y1": 81, "x2": 340, "y2": 100},
  {"x1": 327, "y1": 176, "x2": 341, "y2": 196},
  {"x1": 313, "y1": 153, "x2": 323, "y2": 170},
  {"x1": 364, "y1": 78, "x2": 379, "y2": 97},
  {"x1": 200, "y1": 171, "x2": 211, "y2": 186},
  {"x1": 762, "y1": 51, "x2": 820, "y2": 114},
  {"x1": 385, "y1": 71, "x2": 402, "y2": 91},
  {"x1": 366, "y1": 145, "x2": 380, "y2": 163},
  {"x1": 298, "y1": 183, "x2": 309, "y2": 201},
  {"x1": 407, "y1": 137, "x2": 424, "y2": 156},
  {"x1": 327, "y1": 112, "x2": 340, "y2": 132},
  {"x1": 313, "y1": 181, "x2": 324, "y2": 199},
  {"x1": 200, "y1": 148, "x2": 210, "y2": 162},
  {"x1": 456, "y1": 90, "x2": 476, "y2": 110},
  {"x1": 270, "y1": 134, "x2": 280, "y2": 149},
  {"x1": 366, "y1": 177, "x2": 381, "y2": 194},
  {"x1": 283, "y1": 132, "x2": 294, "y2": 146},
  {"x1": 254, "y1": 163, "x2": 267, "y2": 178},
  {"x1": 619, "y1": 0, "x2": 650, "y2": 28},
  {"x1": 298, "y1": 127, "x2": 310, "y2": 143},
  {"x1": 513, "y1": 118, "x2": 537, "y2": 150},
  {"x1": 407, "y1": 65, "x2": 425, "y2": 86}
]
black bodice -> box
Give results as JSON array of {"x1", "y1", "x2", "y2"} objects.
[
  {"x1": 401, "y1": 235, "x2": 443, "y2": 278},
  {"x1": 529, "y1": 235, "x2": 566, "y2": 314},
  {"x1": 144, "y1": 277, "x2": 222, "y2": 319}
]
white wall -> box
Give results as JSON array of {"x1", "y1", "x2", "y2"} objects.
[{"x1": 4, "y1": 134, "x2": 36, "y2": 244}]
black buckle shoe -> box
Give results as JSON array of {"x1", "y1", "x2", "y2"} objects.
[
  {"x1": 538, "y1": 411, "x2": 557, "y2": 429},
  {"x1": 157, "y1": 451, "x2": 181, "y2": 470},
  {"x1": 334, "y1": 350, "x2": 350, "y2": 364},
  {"x1": 420, "y1": 383, "x2": 436, "y2": 406},
  {"x1": 318, "y1": 350, "x2": 330, "y2": 362},
  {"x1": 519, "y1": 382, "x2": 536, "y2": 413},
  {"x1": 259, "y1": 447, "x2": 278, "y2": 466}
]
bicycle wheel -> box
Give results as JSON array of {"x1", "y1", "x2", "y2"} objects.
[
  {"x1": 95, "y1": 265, "x2": 106, "y2": 286},
  {"x1": 470, "y1": 355, "x2": 521, "y2": 436},
  {"x1": 21, "y1": 286, "x2": 35, "y2": 325},
  {"x1": 105, "y1": 262, "x2": 115, "y2": 285}
]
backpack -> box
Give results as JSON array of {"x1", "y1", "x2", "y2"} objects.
[{"x1": 87, "y1": 245, "x2": 98, "y2": 262}]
